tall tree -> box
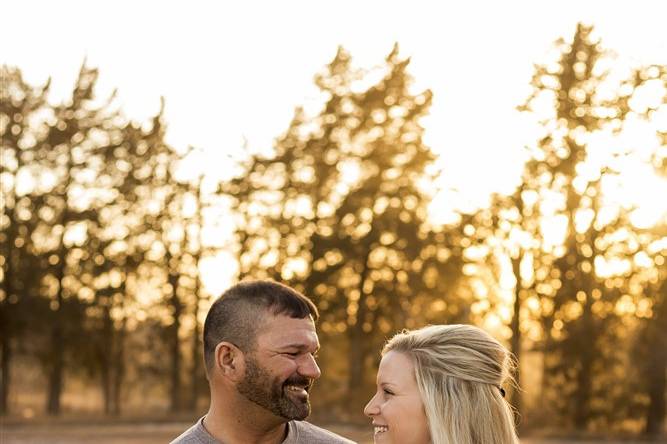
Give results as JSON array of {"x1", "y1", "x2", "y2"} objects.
[
  {"x1": 224, "y1": 45, "x2": 470, "y2": 412},
  {"x1": 518, "y1": 24, "x2": 667, "y2": 430},
  {"x1": 632, "y1": 63, "x2": 667, "y2": 436},
  {"x1": 40, "y1": 64, "x2": 117, "y2": 415},
  {"x1": 87, "y1": 101, "x2": 174, "y2": 414},
  {"x1": 0, "y1": 66, "x2": 52, "y2": 415},
  {"x1": 1, "y1": 64, "x2": 116, "y2": 415},
  {"x1": 1, "y1": 63, "x2": 185, "y2": 416},
  {"x1": 185, "y1": 173, "x2": 209, "y2": 411}
]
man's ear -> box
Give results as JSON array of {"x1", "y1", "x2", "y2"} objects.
[{"x1": 214, "y1": 342, "x2": 246, "y2": 382}]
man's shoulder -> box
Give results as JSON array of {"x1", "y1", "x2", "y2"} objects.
[
  {"x1": 290, "y1": 421, "x2": 357, "y2": 444},
  {"x1": 169, "y1": 418, "x2": 218, "y2": 444}
]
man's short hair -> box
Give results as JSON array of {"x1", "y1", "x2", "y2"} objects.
[{"x1": 203, "y1": 280, "x2": 319, "y2": 371}]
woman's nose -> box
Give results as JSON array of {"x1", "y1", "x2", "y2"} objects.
[{"x1": 364, "y1": 393, "x2": 379, "y2": 417}]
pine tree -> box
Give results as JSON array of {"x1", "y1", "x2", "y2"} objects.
[{"x1": 224, "y1": 45, "x2": 470, "y2": 413}]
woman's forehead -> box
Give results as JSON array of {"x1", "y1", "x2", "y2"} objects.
[{"x1": 378, "y1": 351, "x2": 415, "y2": 382}]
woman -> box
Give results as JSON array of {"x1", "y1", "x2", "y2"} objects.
[{"x1": 364, "y1": 324, "x2": 519, "y2": 444}]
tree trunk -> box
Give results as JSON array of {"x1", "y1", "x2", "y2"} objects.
[
  {"x1": 190, "y1": 180, "x2": 204, "y2": 412},
  {"x1": 347, "y1": 313, "x2": 366, "y2": 392},
  {"x1": 645, "y1": 359, "x2": 666, "y2": 436},
  {"x1": 110, "y1": 317, "x2": 126, "y2": 416},
  {"x1": 47, "y1": 142, "x2": 74, "y2": 417},
  {"x1": 46, "y1": 245, "x2": 66, "y2": 416},
  {"x1": 190, "y1": 308, "x2": 201, "y2": 411},
  {"x1": 573, "y1": 286, "x2": 594, "y2": 430},
  {"x1": 0, "y1": 333, "x2": 10, "y2": 415},
  {"x1": 348, "y1": 249, "x2": 372, "y2": 393},
  {"x1": 190, "y1": 277, "x2": 202, "y2": 411},
  {"x1": 509, "y1": 255, "x2": 522, "y2": 420},
  {"x1": 1, "y1": 203, "x2": 19, "y2": 416},
  {"x1": 645, "y1": 280, "x2": 667, "y2": 436},
  {"x1": 101, "y1": 304, "x2": 113, "y2": 415},
  {"x1": 101, "y1": 359, "x2": 111, "y2": 415},
  {"x1": 168, "y1": 270, "x2": 182, "y2": 413},
  {"x1": 46, "y1": 315, "x2": 64, "y2": 415}
]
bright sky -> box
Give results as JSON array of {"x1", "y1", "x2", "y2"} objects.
[
  {"x1": 3, "y1": 0, "x2": 667, "y2": 298},
  {"x1": 4, "y1": 0, "x2": 666, "y2": 203}
]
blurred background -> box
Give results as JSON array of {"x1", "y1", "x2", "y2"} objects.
[{"x1": 1, "y1": 1, "x2": 667, "y2": 443}]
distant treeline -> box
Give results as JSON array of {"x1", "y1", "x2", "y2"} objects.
[{"x1": 1, "y1": 24, "x2": 665, "y2": 437}]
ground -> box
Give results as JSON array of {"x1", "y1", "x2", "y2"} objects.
[{"x1": 0, "y1": 420, "x2": 659, "y2": 444}]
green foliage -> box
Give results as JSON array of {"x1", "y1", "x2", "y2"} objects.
[
  {"x1": 0, "y1": 63, "x2": 195, "y2": 415},
  {"x1": 1, "y1": 25, "x2": 666, "y2": 434},
  {"x1": 224, "y1": 45, "x2": 474, "y2": 414},
  {"x1": 512, "y1": 24, "x2": 667, "y2": 432}
]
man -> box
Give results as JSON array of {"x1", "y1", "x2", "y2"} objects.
[{"x1": 171, "y1": 280, "x2": 355, "y2": 444}]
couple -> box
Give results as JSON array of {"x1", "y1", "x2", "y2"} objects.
[{"x1": 171, "y1": 280, "x2": 519, "y2": 444}]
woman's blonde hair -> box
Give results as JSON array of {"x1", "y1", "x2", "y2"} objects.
[{"x1": 384, "y1": 324, "x2": 519, "y2": 444}]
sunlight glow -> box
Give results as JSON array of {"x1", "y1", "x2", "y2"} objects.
[{"x1": 3, "y1": 1, "x2": 667, "y2": 313}]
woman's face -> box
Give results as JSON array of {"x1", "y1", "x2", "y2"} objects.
[{"x1": 364, "y1": 351, "x2": 431, "y2": 444}]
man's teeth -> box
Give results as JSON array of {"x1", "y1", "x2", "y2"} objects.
[
  {"x1": 286, "y1": 385, "x2": 308, "y2": 396},
  {"x1": 374, "y1": 425, "x2": 388, "y2": 435}
]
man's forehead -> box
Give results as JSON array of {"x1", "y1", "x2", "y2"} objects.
[{"x1": 257, "y1": 313, "x2": 319, "y2": 347}]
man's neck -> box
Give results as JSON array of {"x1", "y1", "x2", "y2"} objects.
[{"x1": 204, "y1": 401, "x2": 289, "y2": 444}]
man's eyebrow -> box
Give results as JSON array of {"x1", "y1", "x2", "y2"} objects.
[{"x1": 279, "y1": 343, "x2": 320, "y2": 351}]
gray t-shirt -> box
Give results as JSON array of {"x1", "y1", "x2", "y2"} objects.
[{"x1": 170, "y1": 416, "x2": 356, "y2": 444}]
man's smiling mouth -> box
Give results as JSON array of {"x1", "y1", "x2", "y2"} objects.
[{"x1": 285, "y1": 384, "x2": 309, "y2": 397}]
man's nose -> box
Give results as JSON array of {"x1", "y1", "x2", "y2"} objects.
[{"x1": 298, "y1": 354, "x2": 321, "y2": 379}]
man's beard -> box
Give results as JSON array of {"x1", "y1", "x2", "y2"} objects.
[{"x1": 237, "y1": 355, "x2": 313, "y2": 420}]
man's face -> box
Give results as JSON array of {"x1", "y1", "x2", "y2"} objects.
[{"x1": 236, "y1": 313, "x2": 321, "y2": 420}]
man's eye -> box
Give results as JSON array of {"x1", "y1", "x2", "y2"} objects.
[
  {"x1": 284, "y1": 352, "x2": 299, "y2": 357},
  {"x1": 383, "y1": 388, "x2": 394, "y2": 396}
]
